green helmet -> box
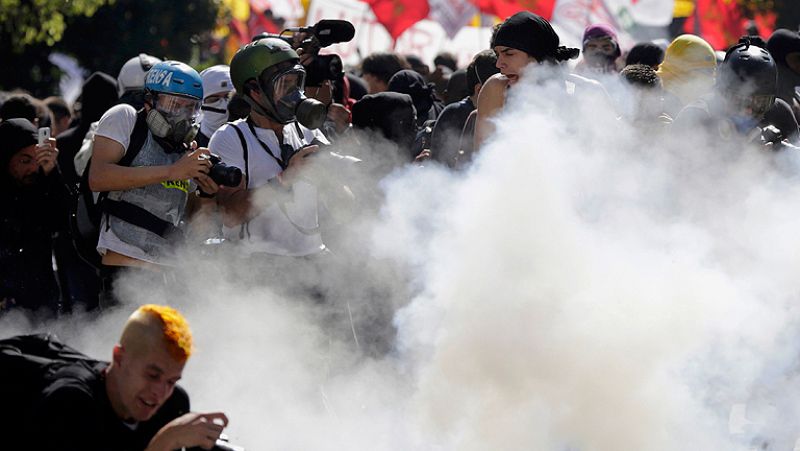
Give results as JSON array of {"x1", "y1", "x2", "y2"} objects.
[{"x1": 230, "y1": 38, "x2": 299, "y2": 93}]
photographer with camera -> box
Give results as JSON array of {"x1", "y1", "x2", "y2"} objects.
[
  {"x1": 254, "y1": 20, "x2": 356, "y2": 143},
  {"x1": 89, "y1": 60, "x2": 232, "y2": 283},
  {"x1": 209, "y1": 37, "x2": 334, "y2": 260}
]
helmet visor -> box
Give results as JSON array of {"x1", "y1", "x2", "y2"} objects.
[
  {"x1": 271, "y1": 67, "x2": 306, "y2": 101},
  {"x1": 155, "y1": 93, "x2": 201, "y2": 122}
]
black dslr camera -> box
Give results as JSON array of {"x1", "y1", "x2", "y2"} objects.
[
  {"x1": 252, "y1": 19, "x2": 355, "y2": 87},
  {"x1": 207, "y1": 154, "x2": 243, "y2": 187}
]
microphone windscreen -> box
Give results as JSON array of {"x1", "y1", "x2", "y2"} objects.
[{"x1": 314, "y1": 20, "x2": 355, "y2": 46}]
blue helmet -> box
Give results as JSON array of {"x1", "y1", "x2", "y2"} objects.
[{"x1": 144, "y1": 60, "x2": 203, "y2": 100}]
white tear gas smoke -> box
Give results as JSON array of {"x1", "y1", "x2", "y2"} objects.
[{"x1": 4, "y1": 64, "x2": 800, "y2": 451}]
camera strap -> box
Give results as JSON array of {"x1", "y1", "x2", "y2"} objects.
[{"x1": 247, "y1": 119, "x2": 287, "y2": 170}]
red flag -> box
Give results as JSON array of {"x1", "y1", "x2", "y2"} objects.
[
  {"x1": 366, "y1": 0, "x2": 431, "y2": 40},
  {"x1": 683, "y1": 0, "x2": 775, "y2": 50},
  {"x1": 469, "y1": 0, "x2": 556, "y2": 20}
]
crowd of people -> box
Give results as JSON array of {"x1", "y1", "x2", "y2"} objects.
[
  {"x1": 3, "y1": 11, "x2": 799, "y2": 316},
  {"x1": 2, "y1": 9, "x2": 800, "y2": 451}
]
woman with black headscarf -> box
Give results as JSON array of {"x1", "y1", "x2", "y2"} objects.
[
  {"x1": 473, "y1": 11, "x2": 579, "y2": 149},
  {"x1": 387, "y1": 69, "x2": 445, "y2": 128}
]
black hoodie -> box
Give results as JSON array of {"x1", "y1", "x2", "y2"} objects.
[
  {"x1": 56, "y1": 71, "x2": 119, "y2": 185},
  {"x1": 767, "y1": 29, "x2": 800, "y2": 105},
  {"x1": 0, "y1": 119, "x2": 66, "y2": 314}
]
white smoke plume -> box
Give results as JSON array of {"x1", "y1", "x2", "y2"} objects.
[{"x1": 3, "y1": 64, "x2": 800, "y2": 451}]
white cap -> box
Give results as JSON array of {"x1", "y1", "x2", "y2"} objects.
[
  {"x1": 200, "y1": 65, "x2": 234, "y2": 100},
  {"x1": 117, "y1": 53, "x2": 162, "y2": 96}
]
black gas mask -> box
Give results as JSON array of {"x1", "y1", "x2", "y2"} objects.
[{"x1": 257, "y1": 63, "x2": 327, "y2": 129}]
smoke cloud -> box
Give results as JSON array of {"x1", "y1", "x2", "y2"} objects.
[{"x1": 4, "y1": 65, "x2": 800, "y2": 451}]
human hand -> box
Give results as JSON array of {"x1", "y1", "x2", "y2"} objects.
[
  {"x1": 148, "y1": 411, "x2": 229, "y2": 451},
  {"x1": 281, "y1": 144, "x2": 318, "y2": 185},
  {"x1": 36, "y1": 138, "x2": 58, "y2": 175},
  {"x1": 194, "y1": 173, "x2": 220, "y2": 197},
  {"x1": 327, "y1": 103, "x2": 350, "y2": 133},
  {"x1": 169, "y1": 147, "x2": 212, "y2": 181},
  {"x1": 414, "y1": 149, "x2": 431, "y2": 165}
]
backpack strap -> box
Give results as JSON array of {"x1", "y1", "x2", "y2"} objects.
[
  {"x1": 231, "y1": 123, "x2": 249, "y2": 189},
  {"x1": 96, "y1": 109, "x2": 149, "y2": 206},
  {"x1": 117, "y1": 109, "x2": 149, "y2": 167},
  {"x1": 230, "y1": 122, "x2": 251, "y2": 239}
]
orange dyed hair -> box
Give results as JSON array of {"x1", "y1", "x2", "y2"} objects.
[{"x1": 138, "y1": 304, "x2": 193, "y2": 361}]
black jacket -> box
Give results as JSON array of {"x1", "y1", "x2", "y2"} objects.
[{"x1": 0, "y1": 170, "x2": 69, "y2": 313}]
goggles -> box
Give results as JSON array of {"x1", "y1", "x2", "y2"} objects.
[
  {"x1": 155, "y1": 93, "x2": 201, "y2": 121},
  {"x1": 204, "y1": 90, "x2": 235, "y2": 104},
  {"x1": 267, "y1": 66, "x2": 306, "y2": 101}
]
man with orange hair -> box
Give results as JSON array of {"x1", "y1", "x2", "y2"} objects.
[{"x1": 26, "y1": 304, "x2": 228, "y2": 450}]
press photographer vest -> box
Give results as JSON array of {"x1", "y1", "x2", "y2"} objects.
[{"x1": 105, "y1": 132, "x2": 189, "y2": 259}]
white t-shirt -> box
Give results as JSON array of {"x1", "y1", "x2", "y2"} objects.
[
  {"x1": 209, "y1": 119, "x2": 327, "y2": 257},
  {"x1": 95, "y1": 104, "x2": 138, "y2": 153},
  {"x1": 94, "y1": 104, "x2": 157, "y2": 264}
]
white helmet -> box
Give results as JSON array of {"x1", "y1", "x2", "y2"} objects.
[
  {"x1": 200, "y1": 65, "x2": 234, "y2": 100},
  {"x1": 117, "y1": 53, "x2": 162, "y2": 96}
]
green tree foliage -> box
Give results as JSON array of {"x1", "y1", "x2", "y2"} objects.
[
  {"x1": 58, "y1": 0, "x2": 219, "y2": 78},
  {"x1": 1, "y1": 0, "x2": 219, "y2": 97},
  {"x1": 0, "y1": 0, "x2": 111, "y2": 51}
]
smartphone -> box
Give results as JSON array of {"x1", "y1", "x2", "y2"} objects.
[{"x1": 37, "y1": 127, "x2": 50, "y2": 145}]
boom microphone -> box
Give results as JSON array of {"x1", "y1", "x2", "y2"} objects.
[{"x1": 284, "y1": 19, "x2": 356, "y2": 47}]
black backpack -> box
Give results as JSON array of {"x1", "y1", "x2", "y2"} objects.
[
  {"x1": 69, "y1": 109, "x2": 149, "y2": 269},
  {"x1": 0, "y1": 333, "x2": 106, "y2": 445}
]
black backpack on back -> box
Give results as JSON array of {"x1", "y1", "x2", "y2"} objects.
[
  {"x1": 0, "y1": 334, "x2": 106, "y2": 446},
  {"x1": 69, "y1": 109, "x2": 149, "y2": 270}
]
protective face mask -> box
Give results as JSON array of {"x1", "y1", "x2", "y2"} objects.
[
  {"x1": 146, "y1": 109, "x2": 172, "y2": 139},
  {"x1": 583, "y1": 48, "x2": 616, "y2": 68},
  {"x1": 146, "y1": 109, "x2": 199, "y2": 148},
  {"x1": 295, "y1": 97, "x2": 327, "y2": 130},
  {"x1": 275, "y1": 89, "x2": 326, "y2": 129},
  {"x1": 200, "y1": 98, "x2": 229, "y2": 135}
]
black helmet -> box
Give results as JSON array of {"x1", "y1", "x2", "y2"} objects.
[{"x1": 719, "y1": 37, "x2": 777, "y2": 118}]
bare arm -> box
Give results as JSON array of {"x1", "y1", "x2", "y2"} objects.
[
  {"x1": 474, "y1": 74, "x2": 509, "y2": 150},
  {"x1": 88, "y1": 136, "x2": 212, "y2": 192}
]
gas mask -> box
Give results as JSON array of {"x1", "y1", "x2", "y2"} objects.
[
  {"x1": 146, "y1": 93, "x2": 200, "y2": 149},
  {"x1": 200, "y1": 95, "x2": 231, "y2": 136},
  {"x1": 260, "y1": 65, "x2": 327, "y2": 129}
]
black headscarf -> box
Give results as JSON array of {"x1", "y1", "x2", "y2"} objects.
[
  {"x1": 767, "y1": 29, "x2": 800, "y2": 104},
  {"x1": 767, "y1": 29, "x2": 800, "y2": 67},
  {"x1": 387, "y1": 69, "x2": 442, "y2": 127},
  {"x1": 492, "y1": 11, "x2": 579, "y2": 63},
  {"x1": 79, "y1": 71, "x2": 119, "y2": 123},
  {"x1": 56, "y1": 71, "x2": 119, "y2": 184},
  {"x1": 351, "y1": 92, "x2": 417, "y2": 157}
]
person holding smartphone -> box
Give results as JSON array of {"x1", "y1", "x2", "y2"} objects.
[{"x1": 0, "y1": 118, "x2": 68, "y2": 315}]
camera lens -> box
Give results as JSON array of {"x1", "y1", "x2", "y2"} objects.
[{"x1": 209, "y1": 162, "x2": 243, "y2": 187}]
